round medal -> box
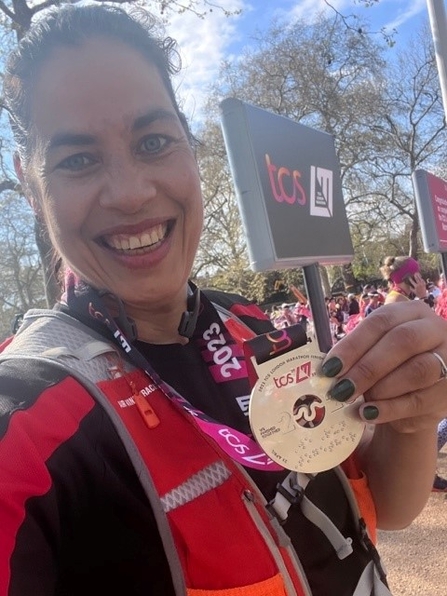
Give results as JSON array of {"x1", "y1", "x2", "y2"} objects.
[{"x1": 249, "y1": 345, "x2": 365, "y2": 473}]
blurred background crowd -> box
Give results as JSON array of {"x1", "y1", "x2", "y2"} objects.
[{"x1": 268, "y1": 276, "x2": 445, "y2": 342}]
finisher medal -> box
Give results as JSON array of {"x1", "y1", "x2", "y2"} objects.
[{"x1": 248, "y1": 341, "x2": 366, "y2": 474}]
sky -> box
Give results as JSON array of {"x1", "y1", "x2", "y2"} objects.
[{"x1": 159, "y1": 0, "x2": 431, "y2": 126}]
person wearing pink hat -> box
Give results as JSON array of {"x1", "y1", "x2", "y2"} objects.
[{"x1": 380, "y1": 256, "x2": 427, "y2": 304}]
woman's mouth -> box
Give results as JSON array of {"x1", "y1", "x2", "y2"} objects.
[{"x1": 100, "y1": 222, "x2": 172, "y2": 254}]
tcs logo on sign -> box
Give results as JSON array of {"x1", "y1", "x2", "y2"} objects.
[
  {"x1": 265, "y1": 153, "x2": 306, "y2": 206},
  {"x1": 265, "y1": 153, "x2": 334, "y2": 218}
]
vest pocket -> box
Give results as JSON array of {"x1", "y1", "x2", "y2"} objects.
[{"x1": 187, "y1": 573, "x2": 287, "y2": 596}]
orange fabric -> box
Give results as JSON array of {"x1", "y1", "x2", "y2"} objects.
[
  {"x1": 348, "y1": 474, "x2": 377, "y2": 545},
  {"x1": 342, "y1": 454, "x2": 377, "y2": 544},
  {"x1": 187, "y1": 573, "x2": 287, "y2": 596},
  {"x1": 341, "y1": 453, "x2": 362, "y2": 480}
]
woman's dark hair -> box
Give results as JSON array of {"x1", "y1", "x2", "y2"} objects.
[{"x1": 3, "y1": 3, "x2": 190, "y2": 162}]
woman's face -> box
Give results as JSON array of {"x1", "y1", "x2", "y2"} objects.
[{"x1": 23, "y1": 37, "x2": 203, "y2": 309}]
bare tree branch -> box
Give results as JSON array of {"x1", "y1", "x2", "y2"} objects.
[{"x1": 0, "y1": 0, "x2": 16, "y2": 22}]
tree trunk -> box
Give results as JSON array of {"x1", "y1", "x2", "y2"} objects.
[
  {"x1": 341, "y1": 262, "x2": 358, "y2": 292},
  {"x1": 409, "y1": 212, "x2": 419, "y2": 259},
  {"x1": 319, "y1": 265, "x2": 331, "y2": 297}
]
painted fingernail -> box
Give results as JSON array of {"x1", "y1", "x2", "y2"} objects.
[
  {"x1": 329, "y1": 378, "x2": 355, "y2": 402},
  {"x1": 361, "y1": 405, "x2": 379, "y2": 421},
  {"x1": 322, "y1": 357, "x2": 343, "y2": 378}
]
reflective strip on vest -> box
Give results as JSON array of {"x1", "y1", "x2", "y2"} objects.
[{"x1": 161, "y1": 460, "x2": 231, "y2": 513}]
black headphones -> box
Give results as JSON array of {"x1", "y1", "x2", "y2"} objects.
[
  {"x1": 178, "y1": 287, "x2": 201, "y2": 339},
  {"x1": 100, "y1": 285, "x2": 200, "y2": 342}
]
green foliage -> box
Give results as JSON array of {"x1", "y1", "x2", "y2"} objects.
[{"x1": 196, "y1": 265, "x2": 306, "y2": 306}]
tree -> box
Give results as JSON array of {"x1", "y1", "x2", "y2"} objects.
[
  {"x1": 194, "y1": 119, "x2": 247, "y2": 278},
  {"x1": 0, "y1": 0, "x2": 240, "y2": 39},
  {"x1": 348, "y1": 26, "x2": 447, "y2": 259},
  {"x1": 196, "y1": 14, "x2": 447, "y2": 297},
  {"x1": 323, "y1": 0, "x2": 397, "y2": 47},
  {"x1": 0, "y1": 191, "x2": 46, "y2": 338},
  {"x1": 200, "y1": 14, "x2": 387, "y2": 294}
]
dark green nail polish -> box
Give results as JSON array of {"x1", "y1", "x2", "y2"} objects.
[
  {"x1": 322, "y1": 357, "x2": 343, "y2": 378},
  {"x1": 362, "y1": 405, "x2": 379, "y2": 421},
  {"x1": 329, "y1": 378, "x2": 355, "y2": 402}
]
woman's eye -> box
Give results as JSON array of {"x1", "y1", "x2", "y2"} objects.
[
  {"x1": 138, "y1": 135, "x2": 169, "y2": 155},
  {"x1": 57, "y1": 154, "x2": 95, "y2": 171}
]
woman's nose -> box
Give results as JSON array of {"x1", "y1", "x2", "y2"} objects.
[{"x1": 99, "y1": 158, "x2": 157, "y2": 213}]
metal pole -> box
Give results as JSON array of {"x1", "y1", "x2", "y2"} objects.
[
  {"x1": 441, "y1": 252, "x2": 447, "y2": 279},
  {"x1": 303, "y1": 263, "x2": 333, "y2": 354},
  {"x1": 426, "y1": 1, "x2": 447, "y2": 278},
  {"x1": 427, "y1": 0, "x2": 447, "y2": 114}
]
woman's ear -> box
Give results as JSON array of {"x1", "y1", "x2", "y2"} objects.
[{"x1": 14, "y1": 151, "x2": 37, "y2": 211}]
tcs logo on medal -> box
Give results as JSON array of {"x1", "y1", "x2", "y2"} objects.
[
  {"x1": 273, "y1": 360, "x2": 311, "y2": 388},
  {"x1": 293, "y1": 395, "x2": 326, "y2": 429}
]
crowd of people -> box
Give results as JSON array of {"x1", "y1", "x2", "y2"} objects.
[
  {"x1": 270, "y1": 272, "x2": 444, "y2": 340},
  {"x1": 269, "y1": 289, "x2": 387, "y2": 336}
]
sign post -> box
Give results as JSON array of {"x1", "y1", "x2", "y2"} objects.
[
  {"x1": 220, "y1": 98, "x2": 354, "y2": 352},
  {"x1": 302, "y1": 264, "x2": 333, "y2": 353}
]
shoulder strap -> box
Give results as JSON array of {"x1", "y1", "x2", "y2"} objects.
[
  {"x1": 0, "y1": 311, "x2": 189, "y2": 595},
  {"x1": 1, "y1": 309, "x2": 135, "y2": 381},
  {"x1": 269, "y1": 471, "x2": 354, "y2": 560}
]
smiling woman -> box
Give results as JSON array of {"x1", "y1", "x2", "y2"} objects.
[
  {"x1": 12, "y1": 31, "x2": 203, "y2": 341},
  {"x1": 2, "y1": 4, "x2": 447, "y2": 596}
]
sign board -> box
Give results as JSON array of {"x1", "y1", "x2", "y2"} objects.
[
  {"x1": 219, "y1": 98, "x2": 354, "y2": 271},
  {"x1": 412, "y1": 169, "x2": 447, "y2": 253}
]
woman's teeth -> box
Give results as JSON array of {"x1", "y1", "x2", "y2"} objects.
[{"x1": 106, "y1": 223, "x2": 167, "y2": 252}]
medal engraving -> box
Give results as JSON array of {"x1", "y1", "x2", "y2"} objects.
[{"x1": 249, "y1": 343, "x2": 365, "y2": 473}]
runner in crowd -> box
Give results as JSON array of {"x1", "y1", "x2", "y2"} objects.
[
  {"x1": 380, "y1": 256, "x2": 447, "y2": 492},
  {"x1": 347, "y1": 293, "x2": 360, "y2": 316},
  {"x1": 278, "y1": 303, "x2": 297, "y2": 327},
  {"x1": 425, "y1": 280, "x2": 440, "y2": 309},
  {"x1": 364, "y1": 292, "x2": 381, "y2": 317},
  {"x1": 359, "y1": 293, "x2": 371, "y2": 316},
  {"x1": 432, "y1": 279, "x2": 447, "y2": 491},
  {"x1": 379, "y1": 256, "x2": 427, "y2": 304}
]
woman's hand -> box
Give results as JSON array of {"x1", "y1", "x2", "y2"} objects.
[
  {"x1": 321, "y1": 300, "x2": 447, "y2": 528},
  {"x1": 408, "y1": 272, "x2": 428, "y2": 301},
  {"x1": 322, "y1": 300, "x2": 447, "y2": 433}
]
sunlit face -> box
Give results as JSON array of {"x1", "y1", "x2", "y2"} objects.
[{"x1": 23, "y1": 37, "x2": 203, "y2": 310}]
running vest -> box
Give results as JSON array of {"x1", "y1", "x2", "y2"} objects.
[{"x1": 0, "y1": 305, "x2": 392, "y2": 596}]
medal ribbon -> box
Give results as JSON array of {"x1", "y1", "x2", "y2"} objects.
[{"x1": 63, "y1": 274, "x2": 301, "y2": 471}]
